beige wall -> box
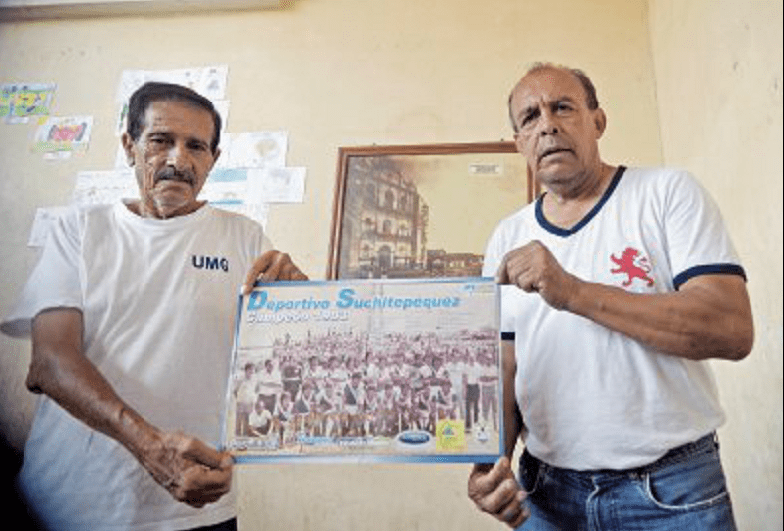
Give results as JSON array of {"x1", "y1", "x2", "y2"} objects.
[
  {"x1": 0, "y1": 0, "x2": 779, "y2": 529},
  {"x1": 648, "y1": 1, "x2": 783, "y2": 529}
]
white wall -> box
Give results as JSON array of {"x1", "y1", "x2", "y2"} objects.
[{"x1": 648, "y1": 1, "x2": 783, "y2": 529}]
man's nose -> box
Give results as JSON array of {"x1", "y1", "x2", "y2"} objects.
[
  {"x1": 538, "y1": 108, "x2": 559, "y2": 136},
  {"x1": 166, "y1": 143, "x2": 190, "y2": 170}
]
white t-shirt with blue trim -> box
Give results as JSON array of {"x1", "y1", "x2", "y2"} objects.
[{"x1": 482, "y1": 166, "x2": 745, "y2": 470}]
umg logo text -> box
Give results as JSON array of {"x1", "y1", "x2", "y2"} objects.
[{"x1": 192, "y1": 255, "x2": 229, "y2": 272}]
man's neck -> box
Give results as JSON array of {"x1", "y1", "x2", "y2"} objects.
[
  {"x1": 124, "y1": 199, "x2": 206, "y2": 219},
  {"x1": 541, "y1": 163, "x2": 616, "y2": 230}
]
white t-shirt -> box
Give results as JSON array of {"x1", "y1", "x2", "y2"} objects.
[
  {"x1": 2, "y1": 202, "x2": 268, "y2": 530},
  {"x1": 483, "y1": 167, "x2": 746, "y2": 471}
]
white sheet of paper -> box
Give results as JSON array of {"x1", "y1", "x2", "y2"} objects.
[
  {"x1": 33, "y1": 115, "x2": 94, "y2": 158},
  {"x1": 202, "y1": 168, "x2": 249, "y2": 206},
  {"x1": 246, "y1": 166, "x2": 306, "y2": 204},
  {"x1": 72, "y1": 170, "x2": 137, "y2": 206},
  {"x1": 227, "y1": 131, "x2": 288, "y2": 168},
  {"x1": 116, "y1": 65, "x2": 229, "y2": 103}
]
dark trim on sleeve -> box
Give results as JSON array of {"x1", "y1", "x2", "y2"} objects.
[
  {"x1": 673, "y1": 264, "x2": 747, "y2": 290},
  {"x1": 501, "y1": 331, "x2": 515, "y2": 341}
]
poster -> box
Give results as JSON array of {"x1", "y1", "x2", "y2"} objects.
[
  {"x1": 33, "y1": 115, "x2": 93, "y2": 158},
  {"x1": 1, "y1": 82, "x2": 56, "y2": 123},
  {"x1": 222, "y1": 277, "x2": 501, "y2": 463}
]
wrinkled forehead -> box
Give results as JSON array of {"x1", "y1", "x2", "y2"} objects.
[
  {"x1": 142, "y1": 100, "x2": 215, "y2": 138},
  {"x1": 510, "y1": 67, "x2": 587, "y2": 108}
]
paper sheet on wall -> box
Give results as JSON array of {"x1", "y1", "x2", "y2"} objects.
[
  {"x1": 201, "y1": 168, "x2": 249, "y2": 206},
  {"x1": 226, "y1": 131, "x2": 288, "y2": 168},
  {"x1": 114, "y1": 65, "x2": 229, "y2": 135},
  {"x1": 72, "y1": 170, "x2": 137, "y2": 206},
  {"x1": 247, "y1": 166, "x2": 306, "y2": 204},
  {"x1": 115, "y1": 65, "x2": 228, "y2": 103},
  {"x1": 33, "y1": 115, "x2": 94, "y2": 160},
  {"x1": 1, "y1": 82, "x2": 56, "y2": 124}
]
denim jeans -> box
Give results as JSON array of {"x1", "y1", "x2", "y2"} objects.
[
  {"x1": 516, "y1": 433, "x2": 737, "y2": 531},
  {"x1": 190, "y1": 518, "x2": 237, "y2": 531}
]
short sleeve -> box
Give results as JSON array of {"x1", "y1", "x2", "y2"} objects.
[
  {"x1": 663, "y1": 171, "x2": 746, "y2": 289},
  {"x1": 482, "y1": 221, "x2": 519, "y2": 339},
  {"x1": 482, "y1": 223, "x2": 505, "y2": 278},
  {"x1": 0, "y1": 207, "x2": 84, "y2": 337}
]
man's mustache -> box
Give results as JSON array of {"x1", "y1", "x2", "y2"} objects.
[{"x1": 155, "y1": 166, "x2": 195, "y2": 185}]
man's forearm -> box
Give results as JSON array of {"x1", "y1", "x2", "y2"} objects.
[
  {"x1": 29, "y1": 308, "x2": 161, "y2": 459},
  {"x1": 566, "y1": 274, "x2": 753, "y2": 361}
]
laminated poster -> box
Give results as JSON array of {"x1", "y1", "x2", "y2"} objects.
[
  {"x1": 33, "y1": 115, "x2": 93, "y2": 159},
  {"x1": 1, "y1": 83, "x2": 56, "y2": 123},
  {"x1": 222, "y1": 277, "x2": 502, "y2": 463}
]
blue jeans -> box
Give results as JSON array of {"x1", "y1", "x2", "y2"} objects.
[{"x1": 517, "y1": 433, "x2": 737, "y2": 531}]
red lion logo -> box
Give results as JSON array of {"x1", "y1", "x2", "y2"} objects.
[{"x1": 610, "y1": 247, "x2": 654, "y2": 287}]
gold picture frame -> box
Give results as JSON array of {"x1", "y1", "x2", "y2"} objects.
[{"x1": 327, "y1": 141, "x2": 538, "y2": 280}]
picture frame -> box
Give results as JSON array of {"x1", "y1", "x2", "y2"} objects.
[{"x1": 327, "y1": 141, "x2": 538, "y2": 280}]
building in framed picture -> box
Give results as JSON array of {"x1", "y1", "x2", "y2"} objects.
[
  {"x1": 340, "y1": 156, "x2": 430, "y2": 279},
  {"x1": 329, "y1": 142, "x2": 534, "y2": 280}
]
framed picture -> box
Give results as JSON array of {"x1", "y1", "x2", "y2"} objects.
[{"x1": 327, "y1": 142, "x2": 538, "y2": 280}]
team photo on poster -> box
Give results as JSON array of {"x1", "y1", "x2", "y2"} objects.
[{"x1": 222, "y1": 278, "x2": 501, "y2": 463}]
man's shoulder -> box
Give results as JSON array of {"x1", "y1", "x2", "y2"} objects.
[
  {"x1": 487, "y1": 200, "x2": 538, "y2": 247},
  {"x1": 494, "y1": 200, "x2": 537, "y2": 230},
  {"x1": 46, "y1": 203, "x2": 115, "y2": 240},
  {"x1": 200, "y1": 205, "x2": 267, "y2": 245},
  {"x1": 621, "y1": 165, "x2": 697, "y2": 189},
  {"x1": 617, "y1": 166, "x2": 708, "y2": 208},
  {"x1": 203, "y1": 205, "x2": 263, "y2": 229}
]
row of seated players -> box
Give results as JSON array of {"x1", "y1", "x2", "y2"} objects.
[{"x1": 242, "y1": 374, "x2": 461, "y2": 441}]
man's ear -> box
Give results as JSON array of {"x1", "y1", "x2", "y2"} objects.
[
  {"x1": 120, "y1": 132, "x2": 136, "y2": 167},
  {"x1": 593, "y1": 108, "x2": 607, "y2": 138},
  {"x1": 209, "y1": 147, "x2": 222, "y2": 172}
]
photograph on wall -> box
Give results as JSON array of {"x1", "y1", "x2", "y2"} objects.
[
  {"x1": 328, "y1": 142, "x2": 537, "y2": 280},
  {"x1": 222, "y1": 277, "x2": 501, "y2": 463}
]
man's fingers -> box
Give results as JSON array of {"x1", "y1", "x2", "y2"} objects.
[
  {"x1": 164, "y1": 441, "x2": 233, "y2": 507},
  {"x1": 172, "y1": 465, "x2": 233, "y2": 507},
  {"x1": 479, "y1": 475, "x2": 523, "y2": 515},
  {"x1": 496, "y1": 256, "x2": 511, "y2": 285},
  {"x1": 280, "y1": 261, "x2": 308, "y2": 281},
  {"x1": 469, "y1": 457, "x2": 516, "y2": 503},
  {"x1": 180, "y1": 462, "x2": 232, "y2": 492},
  {"x1": 500, "y1": 491, "x2": 529, "y2": 528},
  {"x1": 176, "y1": 436, "x2": 227, "y2": 470},
  {"x1": 243, "y1": 251, "x2": 308, "y2": 294},
  {"x1": 468, "y1": 456, "x2": 527, "y2": 526},
  {"x1": 243, "y1": 251, "x2": 277, "y2": 293}
]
